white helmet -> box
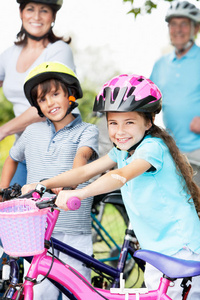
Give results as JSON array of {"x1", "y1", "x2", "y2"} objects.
[{"x1": 165, "y1": 1, "x2": 200, "y2": 24}]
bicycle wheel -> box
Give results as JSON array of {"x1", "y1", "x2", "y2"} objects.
[{"x1": 92, "y1": 201, "x2": 135, "y2": 282}]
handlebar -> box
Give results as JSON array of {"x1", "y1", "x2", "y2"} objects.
[
  {"x1": 0, "y1": 183, "x2": 22, "y2": 200},
  {"x1": 67, "y1": 197, "x2": 81, "y2": 210},
  {"x1": 0, "y1": 183, "x2": 81, "y2": 211},
  {"x1": 36, "y1": 196, "x2": 81, "y2": 211}
]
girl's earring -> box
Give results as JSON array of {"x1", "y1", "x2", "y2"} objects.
[{"x1": 51, "y1": 21, "x2": 55, "y2": 28}]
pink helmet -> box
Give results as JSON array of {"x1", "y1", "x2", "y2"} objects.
[{"x1": 93, "y1": 74, "x2": 162, "y2": 113}]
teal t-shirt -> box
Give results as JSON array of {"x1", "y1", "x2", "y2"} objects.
[
  {"x1": 108, "y1": 136, "x2": 200, "y2": 255},
  {"x1": 150, "y1": 43, "x2": 200, "y2": 152}
]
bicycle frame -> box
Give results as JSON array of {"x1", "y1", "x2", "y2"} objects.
[
  {"x1": 14, "y1": 252, "x2": 172, "y2": 300},
  {"x1": 5, "y1": 205, "x2": 200, "y2": 300}
]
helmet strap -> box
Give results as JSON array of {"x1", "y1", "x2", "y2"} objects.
[
  {"x1": 21, "y1": 26, "x2": 51, "y2": 41},
  {"x1": 175, "y1": 40, "x2": 194, "y2": 55},
  {"x1": 113, "y1": 135, "x2": 146, "y2": 157}
]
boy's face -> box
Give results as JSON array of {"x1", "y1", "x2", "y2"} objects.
[
  {"x1": 107, "y1": 111, "x2": 151, "y2": 151},
  {"x1": 37, "y1": 84, "x2": 70, "y2": 124}
]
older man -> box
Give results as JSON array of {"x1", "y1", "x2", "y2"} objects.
[{"x1": 150, "y1": 1, "x2": 200, "y2": 185}]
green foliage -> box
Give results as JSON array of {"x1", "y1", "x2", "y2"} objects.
[
  {"x1": 78, "y1": 87, "x2": 98, "y2": 124},
  {"x1": 0, "y1": 88, "x2": 14, "y2": 125},
  {"x1": 123, "y1": 0, "x2": 199, "y2": 18},
  {"x1": 0, "y1": 88, "x2": 15, "y2": 176},
  {"x1": 0, "y1": 135, "x2": 15, "y2": 176}
]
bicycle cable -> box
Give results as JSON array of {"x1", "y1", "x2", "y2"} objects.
[
  {"x1": 68, "y1": 266, "x2": 110, "y2": 300},
  {"x1": 90, "y1": 266, "x2": 114, "y2": 285},
  {"x1": 35, "y1": 238, "x2": 55, "y2": 285}
]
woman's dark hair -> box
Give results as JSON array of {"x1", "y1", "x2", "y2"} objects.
[
  {"x1": 141, "y1": 111, "x2": 200, "y2": 212},
  {"x1": 15, "y1": 3, "x2": 71, "y2": 46}
]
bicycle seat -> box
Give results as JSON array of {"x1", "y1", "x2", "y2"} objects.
[
  {"x1": 103, "y1": 191, "x2": 124, "y2": 206},
  {"x1": 134, "y1": 249, "x2": 200, "y2": 279},
  {"x1": 92, "y1": 190, "x2": 123, "y2": 207}
]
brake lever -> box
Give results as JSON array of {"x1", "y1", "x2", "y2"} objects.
[{"x1": 36, "y1": 196, "x2": 57, "y2": 209}]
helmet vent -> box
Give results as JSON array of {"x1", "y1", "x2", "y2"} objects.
[
  {"x1": 113, "y1": 87, "x2": 120, "y2": 100},
  {"x1": 138, "y1": 78, "x2": 144, "y2": 82},
  {"x1": 103, "y1": 88, "x2": 107, "y2": 98},
  {"x1": 127, "y1": 86, "x2": 136, "y2": 97},
  {"x1": 183, "y1": 3, "x2": 190, "y2": 9}
]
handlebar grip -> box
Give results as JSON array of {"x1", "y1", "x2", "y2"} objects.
[
  {"x1": 67, "y1": 197, "x2": 81, "y2": 211},
  {"x1": 31, "y1": 191, "x2": 41, "y2": 199}
]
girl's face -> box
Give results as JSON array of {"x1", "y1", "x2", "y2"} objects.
[
  {"x1": 20, "y1": 2, "x2": 54, "y2": 38},
  {"x1": 107, "y1": 111, "x2": 152, "y2": 151}
]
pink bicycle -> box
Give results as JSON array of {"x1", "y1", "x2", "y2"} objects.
[{"x1": 0, "y1": 194, "x2": 199, "y2": 300}]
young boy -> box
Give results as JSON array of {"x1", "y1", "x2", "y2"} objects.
[{"x1": 0, "y1": 62, "x2": 99, "y2": 300}]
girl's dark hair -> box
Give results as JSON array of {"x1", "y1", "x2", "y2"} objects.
[
  {"x1": 15, "y1": 3, "x2": 71, "y2": 46},
  {"x1": 141, "y1": 111, "x2": 200, "y2": 212}
]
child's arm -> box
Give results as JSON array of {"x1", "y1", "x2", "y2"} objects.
[
  {"x1": 73, "y1": 146, "x2": 94, "y2": 168},
  {"x1": 0, "y1": 156, "x2": 18, "y2": 188},
  {"x1": 52, "y1": 146, "x2": 95, "y2": 192},
  {"x1": 21, "y1": 154, "x2": 116, "y2": 194},
  {"x1": 55, "y1": 158, "x2": 151, "y2": 210},
  {"x1": 0, "y1": 107, "x2": 44, "y2": 141}
]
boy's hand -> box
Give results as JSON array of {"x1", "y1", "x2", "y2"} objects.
[
  {"x1": 21, "y1": 183, "x2": 39, "y2": 195},
  {"x1": 51, "y1": 187, "x2": 63, "y2": 195}
]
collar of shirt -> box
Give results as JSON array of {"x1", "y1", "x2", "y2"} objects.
[
  {"x1": 170, "y1": 43, "x2": 198, "y2": 62},
  {"x1": 46, "y1": 113, "x2": 82, "y2": 134}
]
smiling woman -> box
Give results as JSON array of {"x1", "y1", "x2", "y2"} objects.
[
  {"x1": 19, "y1": 2, "x2": 56, "y2": 43},
  {"x1": 0, "y1": 0, "x2": 76, "y2": 187}
]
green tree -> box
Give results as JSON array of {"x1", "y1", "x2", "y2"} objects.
[
  {"x1": 78, "y1": 86, "x2": 98, "y2": 124},
  {"x1": 123, "y1": 0, "x2": 200, "y2": 18},
  {"x1": 0, "y1": 88, "x2": 14, "y2": 125}
]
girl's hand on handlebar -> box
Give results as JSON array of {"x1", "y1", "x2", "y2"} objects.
[
  {"x1": 21, "y1": 183, "x2": 39, "y2": 195},
  {"x1": 55, "y1": 190, "x2": 82, "y2": 211}
]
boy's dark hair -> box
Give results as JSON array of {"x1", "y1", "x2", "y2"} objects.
[{"x1": 31, "y1": 79, "x2": 75, "y2": 117}]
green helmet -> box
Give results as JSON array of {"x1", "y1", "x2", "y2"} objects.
[
  {"x1": 16, "y1": 0, "x2": 63, "y2": 11},
  {"x1": 24, "y1": 62, "x2": 83, "y2": 109}
]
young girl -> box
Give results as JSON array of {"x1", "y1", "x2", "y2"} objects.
[{"x1": 22, "y1": 74, "x2": 200, "y2": 299}]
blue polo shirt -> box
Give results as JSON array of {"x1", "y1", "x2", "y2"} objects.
[
  {"x1": 108, "y1": 136, "x2": 200, "y2": 255},
  {"x1": 150, "y1": 44, "x2": 200, "y2": 152},
  {"x1": 10, "y1": 114, "x2": 99, "y2": 235}
]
